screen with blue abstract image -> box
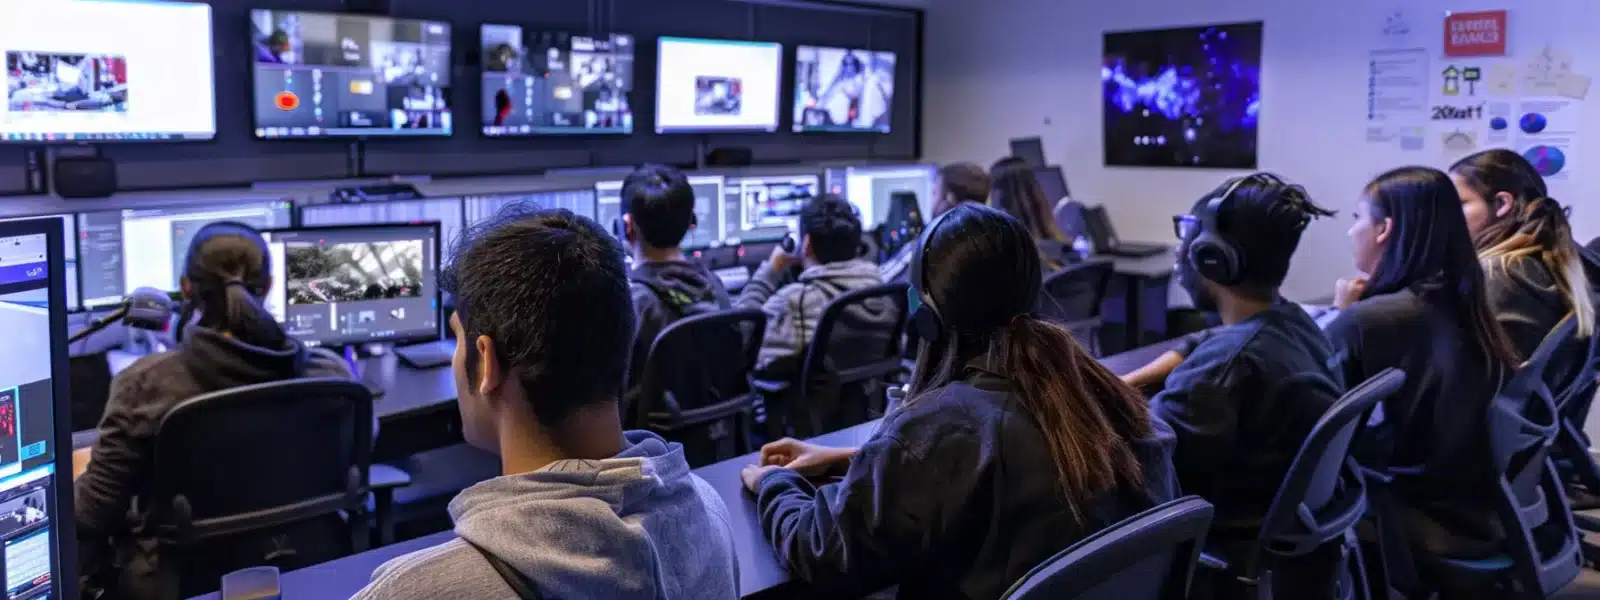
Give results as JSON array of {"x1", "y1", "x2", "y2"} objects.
[{"x1": 1102, "y1": 21, "x2": 1262, "y2": 169}]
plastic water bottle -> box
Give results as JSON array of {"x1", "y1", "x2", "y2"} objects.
[{"x1": 1071, "y1": 234, "x2": 1094, "y2": 261}]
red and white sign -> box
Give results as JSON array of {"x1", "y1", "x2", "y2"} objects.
[{"x1": 1444, "y1": 10, "x2": 1507, "y2": 57}]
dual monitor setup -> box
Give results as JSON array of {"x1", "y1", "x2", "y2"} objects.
[{"x1": 0, "y1": 0, "x2": 899, "y2": 143}]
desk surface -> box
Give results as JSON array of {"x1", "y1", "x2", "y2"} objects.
[
  {"x1": 182, "y1": 338, "x2": 1181, "y2": 600},
  {"x1": 1109, "y1": 253, "x2": 1176, "y2": 279}
]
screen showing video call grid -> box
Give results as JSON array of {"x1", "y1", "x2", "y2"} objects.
[
  {"x1": 0, "y1": 218, "x2": 75, "y2": 313},
  {"x1": 480, "y1": 26, "x2": 634, "y2": 136},
  {"x1": 723, "y1": 175, "x2": 817, "y2": 244},
  {"x1": 824, "y1": 165, "x2": 934, "y2": 230},
  {"x1": 0, "y1": 232, "x2": 65, "y2": 600},
  {"x1": 250, "y1": 10, "x2": 452, "y2": 139},
  {"x1": 655, "y1": 37, "x2": 781, "y2": 134},
  {"x1": 77, "y1": 201, "x2": 295, "y2": 310},
  {"x1": 301, "y1": 198, "x2": 464, "y2": 250},
  {"x1": 792, "y1": 46, "x2": 895, "y2": 134},
  {"x1": 262, "y1": 225, "x2": 439, "y2": 348},
  {"x1": 463, "y1": 189, "x2": 597, "y2": 227},
  {"x1": 595, "y1": 176, "x2": 725, "y2": 249},
  {"x1": 0, "y1": 0, "x2": 216, "y2": 143}
]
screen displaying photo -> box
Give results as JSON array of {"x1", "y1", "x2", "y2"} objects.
[
  {"x1": 481, "y1": 26, "x2": 633, "y2": 136},
  {"x1": 0, "y1": 0, "x2": 215, "y2": 142},
  {"x1": 655, "y1": 37, "x2": 780, "y2": 133},
  {"x1": 284, "y1": 239, "x2": 424, "y2": 306},
  {"x1": 250, "y1": 10, "x2": 452, "y2": 139},
  {"x1": 1102, "y1": 22, "x2": 1262, "y2": 168},
  {"x1": 792, "y1": 46, "x2": 895, "y2": 133}
]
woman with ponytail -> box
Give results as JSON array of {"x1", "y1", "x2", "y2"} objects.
[
  {"x1": 75, "y1": 222, "x2": 354, "y2": 598},
  {"x1": 1451, "y1": 148, "x2": 1595, "y2": 362},
  {"x1": 740, "y1": 203, "x2": 1176, "y2": 598}
]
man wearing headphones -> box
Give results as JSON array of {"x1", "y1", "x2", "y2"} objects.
[
  {"x1": 736, "y1": 193, "x2": 890, "y2": 378},
  {"x1": 1150, "y1": 173, "x2": 1346, "y2": 597},
  {"x1": 620, "y1": 165, "x2": 731, "y2": 404}
]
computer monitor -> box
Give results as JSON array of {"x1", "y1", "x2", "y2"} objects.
[
  {"x1": 1034, "y1": 165, "x2": 1070, "y2": 204},
  {"x1": 463, "y1": 189, "x2": 598, "y2": 226},
  {"x1": 1010, "y1": 137, "x2": 1047, "y2": 168},
  {"x1": 249, "y1": 10, "x2": 452, "y2": 139},
  {"x1": 0, "y1": 216, "x2": 77, "y2": 312},
  {"x1": 877, "y1": 191, "x2": 925, "y2": 258},
  {"x1": 77, "y1": 200, "x2": 295, "y2": 309},
  {"x1": 2, "y1": 0, "x2": 216, "y2": 143},
  {"x1": 0, "y1": 217, "x2": 76, "y2": 599},
  {"x1": 722, "y1": 174, "x2": 818, "y2": 243},
  {"x1": 261, "y1": 224, "x2": 440, "y2": 348},
  {"x1": 655, "y1": 37, "x2": 781, "y2": 134},
  {"x1": 792, "y1": 46, "x2": 895, "y2": 134},
  {"x1": 480, "y1": 26, "x2": 634, "y2": 136},
  {"x1": 300, "y1": 197, "x2": 465, "y2": 250},
  {"x1": 823, "y1": 164, "x2": 935, "y2": 230},
  {"x1": 595, "y1": 176, "x2": 725, "y2": 248}
]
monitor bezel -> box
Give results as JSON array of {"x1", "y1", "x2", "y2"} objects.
[
  {"x1": 477, "y1": 25, "x2": 637, "y2": 138},
  {"x1": 260, "y1": 222, "x2": 444, "y2": 348},
  {"x1": 248, "y1": 8, "x2": 456, "y2": 141},
  {"x1": 789, "y1": 44, "x2": 897, "y2": 135},
  {"x1": 0, "y1": 217, "x2": 77, "y2": 599},
  {"x1": 653, "y1": 36, "x2": 784, "y2": 135},
  {"x1": 0, "y1": 0, "x2": 218, "y2": 145}
]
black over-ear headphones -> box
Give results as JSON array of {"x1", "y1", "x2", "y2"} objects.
[
  {"x1": 1189, "y1": 172, "x2": 1298, "y2": 286},
  {"x1": 908, "y1": 205, "x2": 957, "y2": 342}
]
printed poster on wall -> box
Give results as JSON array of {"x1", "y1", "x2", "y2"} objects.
[
  {"x1": 1366, "y1": 9, "x2": 1427, "y2": 151},
  {"x1": 1443, "y1": 10, "x2": 1507, "y2": 57}
]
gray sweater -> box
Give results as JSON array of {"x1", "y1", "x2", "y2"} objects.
[
  {"x1": 349, "y1": 431, "x2": 739, "y2": 600},
  {"x1": 735, "y1": 258, "x2": 892, "y2": 373}
]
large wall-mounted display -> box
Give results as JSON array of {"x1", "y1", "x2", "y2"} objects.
[
  {"x1": 655, "y1": 37, "x2": 782, "y2": 134},
  {"x1": 0, "y1": 0, "x2": 216, "y2": 143},
  {"x1": 793, "y1": 46, "x2": 896, "y2": 134},
  {"x1": 1102, "y1": 21, "x2": 1262, "y2": 168},
  {"x1": 250, "y1": 10, "x2": 453, "y2": 139},
  {"x1": 480, "y1": 27, "x2": 635, "y2": 136}
]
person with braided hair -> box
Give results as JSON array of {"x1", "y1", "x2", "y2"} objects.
[{"x1": 735, "y1": 193, "x2": 892, "y2": 379}]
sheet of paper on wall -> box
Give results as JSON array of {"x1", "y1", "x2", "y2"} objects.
[
  {"x1": 1485, "y1": 102, "x2": 1513, "y2": 144},
  {"x1": 1485, "y1": 63, "x2": 1517, "y2": 96},
  {"x1": 1375, "y1": 8, "x2": 1423, "y2": 50},
  {"x1": 1367, "y1": 48, "x2": 1429, "y2": 149},
  {"x1": 1440, "y1": 128, "x2": 1479, "y2": 160},
  {"x1": 1514, "y1": 99, "x2": 1580, "y2": 198},
  {"x1": 1522, "y1": 45, "x2": 1575, "y2": 96},
  {"x1": 1556, "y1": 72, "x2": 1591, "y2": 100},
  {"x1": 1368, "y1": 125, "x2": 1425, "y2": 151}
]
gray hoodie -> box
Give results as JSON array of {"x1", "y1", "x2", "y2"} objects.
[
  {"x1": 735, "y1": 258, "x2": 893, "y2": 373},
  {"x1": 349, "y1": 431, "x2": 740, "y2": 600}
]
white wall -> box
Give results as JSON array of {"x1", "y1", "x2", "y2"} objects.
[{"x1": 923, "y1": 0, "x2": 1600, "y2": 302}]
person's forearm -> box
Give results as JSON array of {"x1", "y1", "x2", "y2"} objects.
[
  {"x1": 1121, "y1": 351, "x2": 1185, "y2": 390},
  {"x1": 736, "y1": 262, "x2": 784, "y2": 309}
]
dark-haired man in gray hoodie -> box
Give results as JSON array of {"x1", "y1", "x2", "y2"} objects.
[{"x1": 350, "y1": 206, "x2": 738, "y2": 600}]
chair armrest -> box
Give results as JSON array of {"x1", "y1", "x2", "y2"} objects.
[
  {"x1": 370, "y1": 464, "x2": 412, "y2": 490},
  {"x1": 369, "y1": 464, "x2": 411, "y2": 547},
  {"x1": 1198, "y1": 552, "x2": 1230, "y2": 571}
]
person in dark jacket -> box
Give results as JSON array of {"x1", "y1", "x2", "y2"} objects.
[
  {"x1": 1451, "y1": 149, "x2": 1596, "y2": 402},
  {"x1": 1151, "y1": 173, "x2": 1345, "y2": 598},
  {"x1": 73, "y1": 222, "x2": 355, "y2": 597},
  {"x1": 740, "y1": 203, "x2": 1177, "y2": 599},
  {"x1": 619, "y1": 165, "x2": 731, "y2": 405},
  {"x1": 1326, "y1": 167, "x2": 1521, "y2": 596}
]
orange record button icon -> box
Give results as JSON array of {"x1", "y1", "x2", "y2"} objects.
[{"x1": 273, "y1": 91, "x2": 300, "y2": 111}]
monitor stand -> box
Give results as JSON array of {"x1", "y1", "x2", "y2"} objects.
[{"x1": 395, "y1": 339, "x2": 454, "y2": 369}]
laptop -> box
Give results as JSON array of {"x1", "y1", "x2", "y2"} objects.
[
  {"x1": 1010, "y1": 137, "x2": 1047, "y2": 168},
  {"x1": 1084, "y1": 206, "x2": 1170, "y2": 258}
]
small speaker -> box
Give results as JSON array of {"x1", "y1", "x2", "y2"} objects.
[
  {"x1": 53, "y1": 157, "x2": 117, "y2": 199},
  {"x1": 705, "y1": 147, "x2": 753, "y2": 167}
]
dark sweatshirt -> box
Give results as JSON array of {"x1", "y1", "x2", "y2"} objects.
[
  {"x1": 1484, "y1": 255, "x2": 1591, "y2": 404},
  {"x1": 1150, "y1": 300, "x2": 1344, "y2": 528},
  {"x1": 75, "y1": 327, "x2": 354, "y2": 596},
  {"x1": 754, "y1": 377, "x2": 1179, "y2": 599},
  {"x1": 1325, "y1": 287, "x2": 1506, "y2": 546},
  {"x1": 627, "y1": 259, "x2": 731, "y2": 386}
]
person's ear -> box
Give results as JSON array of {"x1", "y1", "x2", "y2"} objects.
[
  {"x1": 802, "y1": 235, "x2": 815, "y2": 259},
  {"x1": 1493, "y1": 192, "x2": 1515, "y2": 218},
  {"x1": 473, "y1": 335, "x2": 504, "y2": 400},
  {"x1": 622, "y1": 214, "x2": 636, "y2": 242},
  {"x1": 1375, "y1": 217, "x2": 1394, "y2": 246}
]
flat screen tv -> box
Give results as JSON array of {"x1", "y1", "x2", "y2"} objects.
[
  {"x1": 792, "y1": 46, "x2": 895, "y2": 133},
  {"x1": 250, "y1": 10, "x2": 453, "y2": 139},
  {"x1": 655, "y1": 37, "x2": 781, "y2": 134},
  {"x1": 480, "y1": 26, "x2": 634, "y2": 136},
  {"x1": 1102, "y1": 21, "x2": 1262, "y2": 168},
  {"x1": 1, "y1": 0, "x2": 216, "y2": 142}
]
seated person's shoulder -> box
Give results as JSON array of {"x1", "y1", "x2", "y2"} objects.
[
  {"x1": 304, "y1": 346, "x2": 355, "y2": 379},
  {"x1": 881, "y1": 382, "x2": 992, "y2": 452},
  {"x1": 355, "y1": 538, "x2": 494, "y2": 600},
  {"x1": 1333, "y1": 290, "x2": 1426, "y2": 333}
]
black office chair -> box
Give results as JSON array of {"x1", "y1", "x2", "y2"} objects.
[
  {"x1": 790, "y1": 283, "x2": 909, "y2": 438},
  {"x1": 144, "y1": 378, "x2": 390, "y2": 598},
  {"x1": 633, "y1": 308, "x2": 767, "y2": 467},
  {"x1": 1370, "y1": 318, "x2": 1582, "y2": 599},
  {"x1": 1038, "y1": 258, "x2": 1114, "y2": 355},
  {"x1": 1056, "y1": 199, "x2": 1089, "y2": 241},
  {"x1": 1202, "y1": 368, "x2": 1404, "y2": 600},
  {"x1": 1000, "y1": 496, "x2": 1215, "y2": 600}
]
